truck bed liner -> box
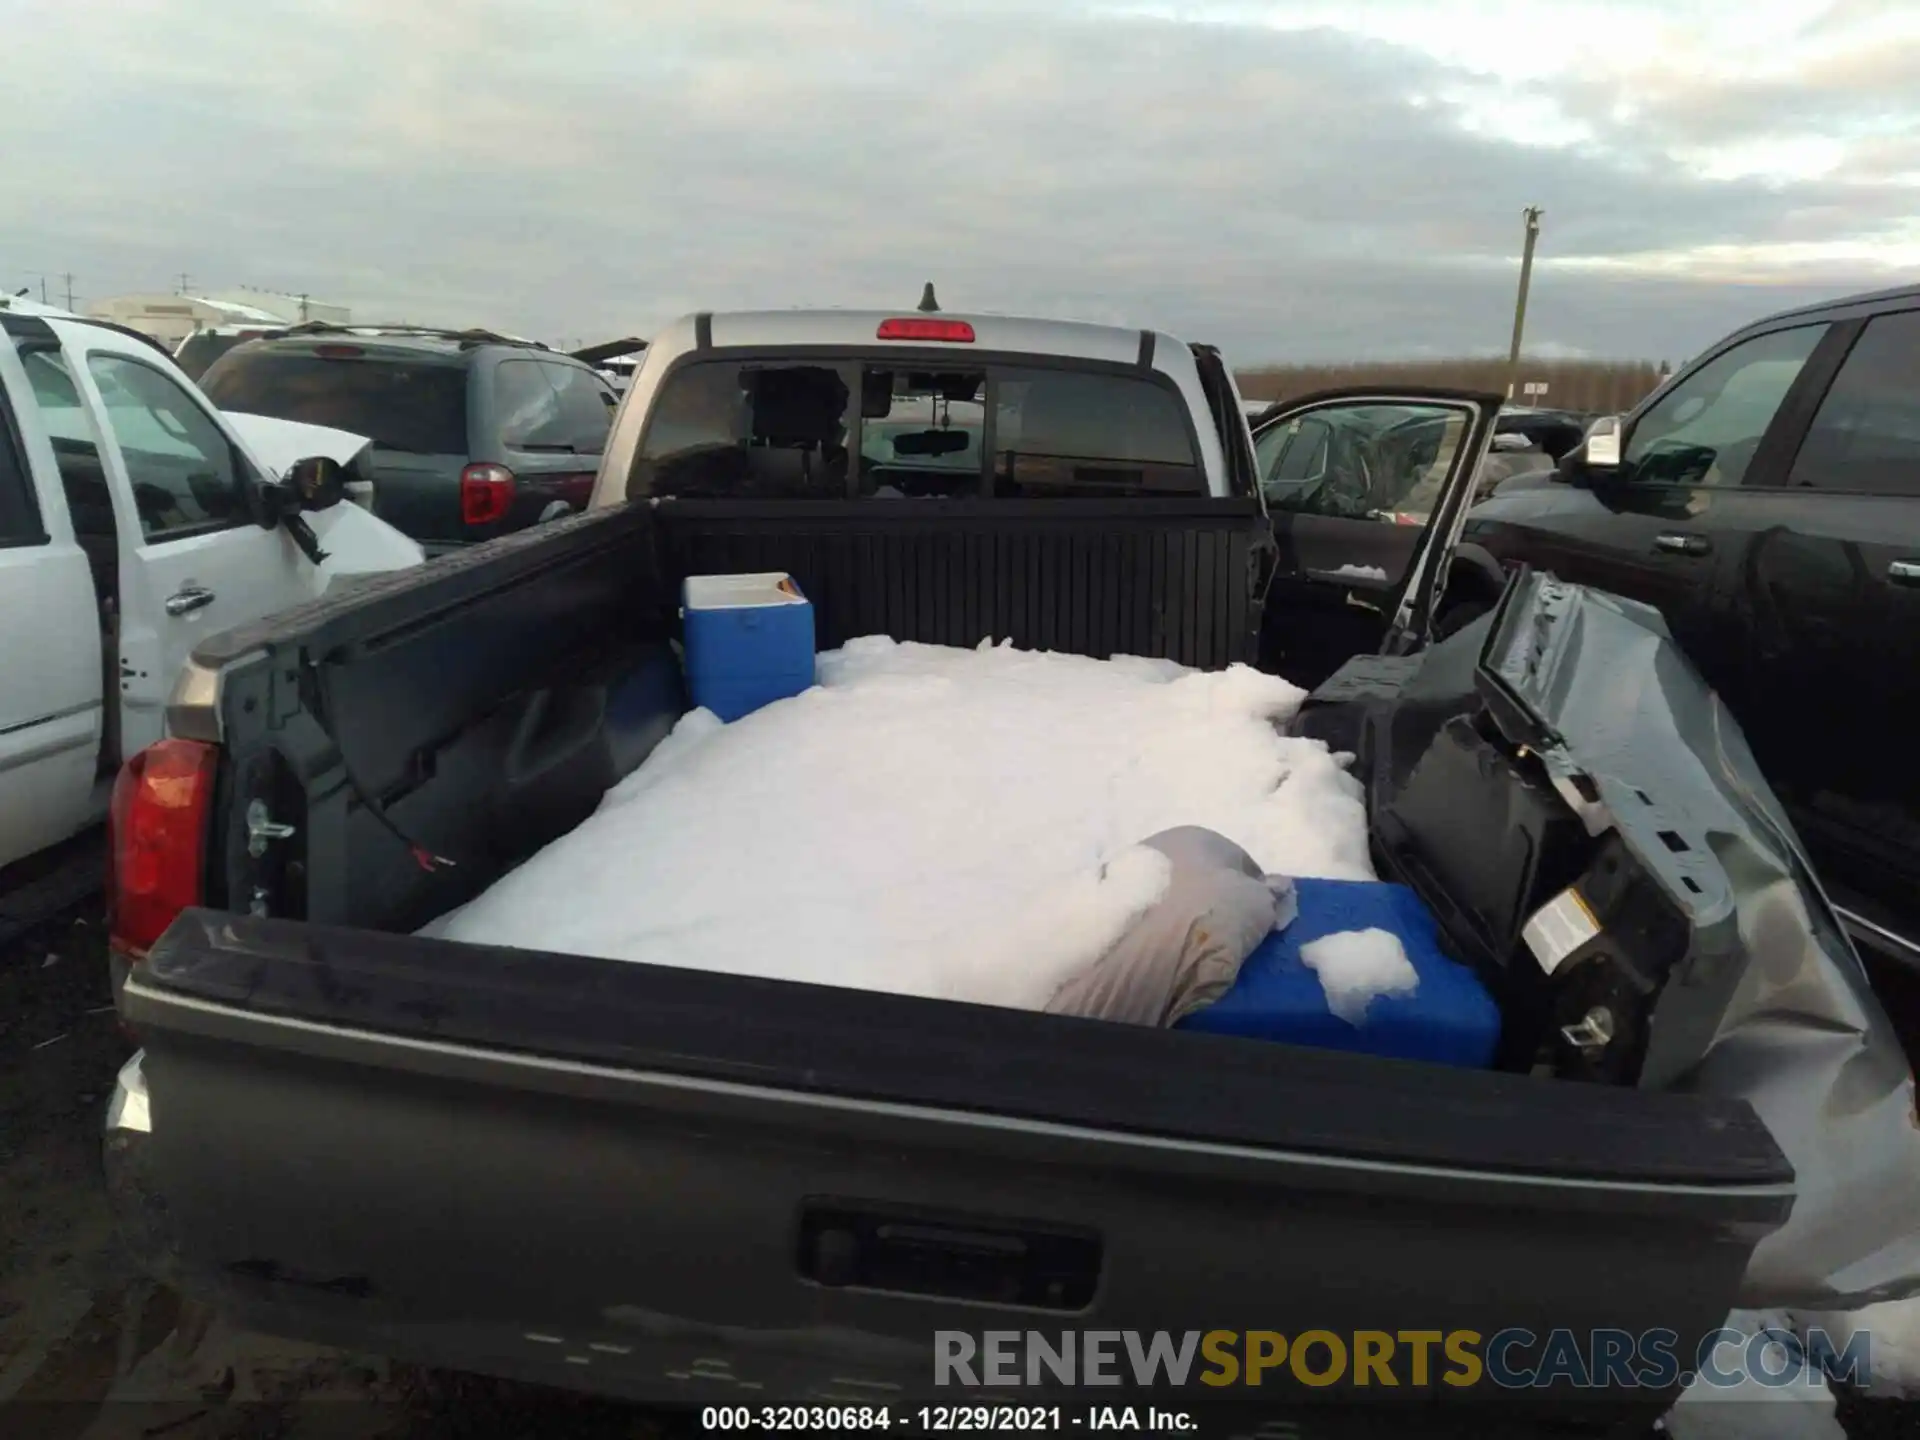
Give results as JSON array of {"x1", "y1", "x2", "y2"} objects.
[
  {"x1": 664, "y1": 497, "x2": 1269, "y2": 667},
  {"x1": 191, "y1": 497, "x2": 1272, "y2": 674}
]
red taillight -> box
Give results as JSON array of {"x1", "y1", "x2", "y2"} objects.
[
  {"x1": 461, "y1": 463, "x2": 516, "y2": 525},
  {"x1": 556, "y1": 472, "x2": 596, "y2": 506},
  {"x1": 876, "y1": 318, "x2": 975, "y2": 343},
  {"x1": 107, "y1": 739, "x2": 219, "y2": 957}
]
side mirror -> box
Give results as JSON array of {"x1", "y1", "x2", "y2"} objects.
[
  {"x1": 1555, "y1": 415, "x2": 1623, "y2": 487},
  {"x1": 251, "y1": 459, "x2": 338, "y2": 566},
  {"x1": 284, "y1": 455, "x2": 349, "y2": 512},
  {"x1": 1583, "y1": 415, "x2": 1623, "y2": 469}
]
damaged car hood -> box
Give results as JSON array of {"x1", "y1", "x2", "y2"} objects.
[
  {"x1": 222, "y1": 410, "x2": 383, "y2": 518},
  {"x1": 222, "y1": 410, "x2": 374, "y2": 480},
  {"x1": 1483, "y1": 569, "x2": 1920, "y2": 1309}
]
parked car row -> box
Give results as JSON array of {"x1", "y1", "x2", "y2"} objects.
[
  {"x1": 12, "y1": 283, "x2": 1918, "y2": 976},
  {"x1": 12, "y1": 283, "x2": 1918, "y2": 974}
]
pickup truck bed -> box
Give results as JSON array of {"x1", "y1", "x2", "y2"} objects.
[
  {"x1": 174, "y1": 498, "x2": 1272, "y2": 933},
  {"x1": 103, "y1": 495, "x2": 1806, "y2": 1421}
]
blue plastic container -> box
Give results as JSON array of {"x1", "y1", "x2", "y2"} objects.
[
  {"x1": 681, "y1": 573, "x2": 817, "y2": 723},
  {"x1": 1176, "y1": 877, "x2": 1501, "y2": 1068}
]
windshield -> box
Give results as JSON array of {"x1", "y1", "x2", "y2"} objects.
[
  {"x1": 860, "y1": 387, "x2": 986, "y2": 498},
  {"x1": 1258, "y1": 404, "x2": 1458, "y2": 519},
  {"x1": 198, "y1": 350, "x2": 468, "y2": 454}
]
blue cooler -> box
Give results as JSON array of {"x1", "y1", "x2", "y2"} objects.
[
  {"x1": 1177, "y1": 877, "x2": 1501, "y2": 1068},
  {"x1": 681, "y1": 573, "x2": 817, "y2": 722}
]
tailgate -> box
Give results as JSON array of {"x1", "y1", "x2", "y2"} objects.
[{"x1": 117, "y1": 909, "x2": 1792, "y2": 1412}]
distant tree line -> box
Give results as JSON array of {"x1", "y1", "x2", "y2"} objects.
[{"x1": 1237, "y1": 357, "x2": 1673, "y2": 415}]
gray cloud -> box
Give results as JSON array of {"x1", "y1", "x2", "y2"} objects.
[
  {"x1": 1547, "y1": 24, "x2": 1920, "y2": 162},
  {"x1": 2, "y1": 0, "x2": 1914, "y2": 362}
]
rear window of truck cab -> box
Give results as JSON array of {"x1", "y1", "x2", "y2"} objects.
[{"x1": 629, "y1": 357, "x2": 1204, "y2": 501}]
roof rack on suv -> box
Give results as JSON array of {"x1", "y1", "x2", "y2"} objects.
[{"x1": 267, "y1": 322, "x2": 551, "y2": 351}]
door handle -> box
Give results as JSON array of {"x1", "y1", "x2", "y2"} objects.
[
  {"x1": 1891, "y1": 560, "x2": 1920, "y2": 587},
  {"x1": 1653, "y1": 532, "x2": 1711, "y2": 557},
  {"x1": 164, "y1": 585, "x2": 216, "y2": 617}
]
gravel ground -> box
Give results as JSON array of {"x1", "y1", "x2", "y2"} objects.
[
  {"x1": 2, "y1": 873, "x2": 1914, "y2": 1440},
  {"x1": 1835, "y1": 1390, "x2": 1920, "y2": 1440}
]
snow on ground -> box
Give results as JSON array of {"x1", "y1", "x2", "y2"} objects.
[
  {"x1": 425, "y1": 636, "x2": 1374, "y2": 1009},
  {"x1": 1300, "y1": 927, "x2": 1419, "y2": 1024},
  {"x1": 1663, "y1": 1312, "x2": 1843, "y2": 1440},
  {"x1": 1793, "y1": 1299, "x2": 1920, "y2": 1398}
]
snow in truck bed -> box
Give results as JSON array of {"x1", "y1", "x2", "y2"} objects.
[{"x1": 424, "y1": 637, "x2": 1375, "y2": 1009}]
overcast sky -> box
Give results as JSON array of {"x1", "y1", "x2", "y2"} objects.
[{"x1": 4, "y1": 0, "x2": 1915, "y2": 363}]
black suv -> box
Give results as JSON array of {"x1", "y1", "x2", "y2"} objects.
[
  {"x1": 198, "y1": 325, "x2": 619, "y2": 552},
  {"x1": 1453, "y1": 283, "x2": 1920, "y2": 975}
]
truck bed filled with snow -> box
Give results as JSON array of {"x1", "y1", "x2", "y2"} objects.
[{"x1": 424, "y1": 637, "x2": 1376, "y2": 1009}]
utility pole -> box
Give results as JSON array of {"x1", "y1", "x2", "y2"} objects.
[
  {"x1": 1505, "y1": 206, "x2": 1543, "y2": 401},
  {"x1": 39, "y1": 276, "x2": 48, "y2": 304},
  {"x1": 176, "y1": 271, "x2": 192, "y2": 296},
  {"x1": 298, "y1": 292, "x2": 310, "y2": 322},
  {"x1": 62, "y1": 273, "x2": 75, "y2": 310}
]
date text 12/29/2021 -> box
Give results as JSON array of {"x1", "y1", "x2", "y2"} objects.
[{"x1": 700, "y1": 1405, "x2": 1198, "y2": 1432}]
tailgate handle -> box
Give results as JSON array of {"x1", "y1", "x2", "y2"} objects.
[{"x1": 798, "y1": 1203, "x2": 1100, "y2": 1311}]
